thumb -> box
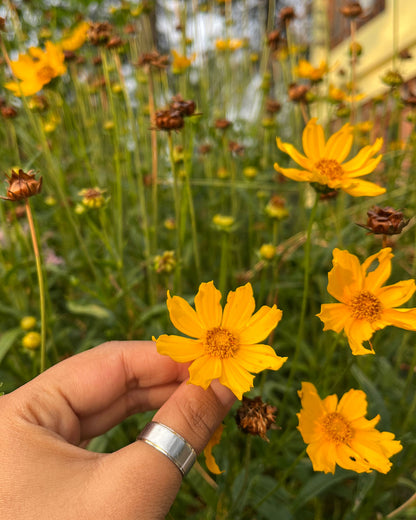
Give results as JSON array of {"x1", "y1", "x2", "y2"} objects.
[{"x1": 92, "y1": 380, "x2": 236, "y2": 520}]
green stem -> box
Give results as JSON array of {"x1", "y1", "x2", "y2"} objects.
[
  {"x1": 167, "y1": 132, "x2": 182, "y2": 292},
  {"x1": 25, "y1": 199, "x2": 47, "y2": 373},
  {"x1": 219, "y1": 231, "x2": 230, "y2": 296}
]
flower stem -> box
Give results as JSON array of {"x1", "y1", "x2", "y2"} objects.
[{"x1": 25, "y1": 199, "x2": 47, "y2": 373}]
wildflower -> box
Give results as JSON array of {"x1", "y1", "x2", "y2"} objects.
[
  {"x1": 203, "y1": 424, "x2": 224, "y2": 474},
  {"x1": 340, "y1": 1, "x2": 363, "y2": 18},
  {"x1": 259, "y1": 244, "x2": 276, "y2": 260},
  {"x1": 60, "y1": 21, "x2": 90, "y2": 51},
  {"x1": 1, "y1": 169, "x2": 42, "y2": 202},
  {"x1": 22, "y1": 331, "x2": 41, "y2": 350},
  {"x1": 169, "y1": 95, "x2": 196, "y2": 117},
  {"x1": 154, "y1": 251, "x2": 176, "y2": 274},
  {"x1": 381, "y1": 70, "x2": 404, "y2": 88},
  {"x1": 20, "y1": 316, "x2": 37, "y2": 330},
  {"x1": 297, "y1": 382, "x2": 402, "y2": 474},
  {"x1": 275, "y1": 118, "x2": 385, "y2": 197},
  {"x1": 215, "y1": 38, "x2": 244, "y2": 52},
  {"x1": 154, "y1": 281, "x2": 287, "y2": 399},
  {"x1": 288, "y1": 83, "x2": 309, "y2": 103},
  {"x1": 79, "y1": 187, "x2": 107, "y2": 208},
  {"x1": 328, "y1": 84, "x2": 347, "y2": 103},
  {"x1": 171, "y1": 50, "x2": 195, "y2": 74},
  {"x1": 317, "y1": 248, "x2": 416, "y2": 355},
  {"x1": 5, "y1": 41, "x2": 66, "y2": 97},
  {"x1": 295, "y1": 59, "x2": 328, "y2": 82},
  {"x1": 354, "y1": 120, "x2": 373, "y2": 133},
  {"x1": 349, "y1": 41, "x2": 363, "y2": 57},
  {"x1": 265, "y1": 196, "x2": 289, "y2": 220},
  {"x1": 136, "y1": 49, "x2": 169, "y2": 70},
  {"x1": 229, "y1": 141, "x2": 244, "y2": 155},
  {"x1": 243, "y1": 166, "x2": 258, "y2": 179},
  {"x1": 212, "y1": 214, "x2": 234, "y2": 229},
  {"x1": 164, "y1": 217, "x2": 176, "y2": 230},
  {"x1": 360, "y1": 206, "x2": 409, "y2": 235},
  {"x1": 236, "y1": 396, "x2": 277, "y2": 441}
]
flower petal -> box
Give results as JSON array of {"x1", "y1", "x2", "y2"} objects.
[
  {"x1": 379, "y1": 308, "x2": 416, "y2": 330},
  {"x1": 317, "y1": 303, "x2": 351, "y2": 332},
  {"x1": 302, "y1": 118, "x2": 325, "y2": 160},
  {"x1": 341, "y1": 179, "x2": 386, "y2": 197},
  {"x1": 376, "y1": 279, "x2": 416, "y2": 307},
  {"x1": 273, "y1": 164, "x2": 314, "y2": 182},
  {"x1": 324, "y1": 123, "x2": 353, "y2": 162},
  {"x1": 167, "y1": 292, "x2": 204, "y2": 338},
  {"x1": 306, "y1": 441, "x2": 337, "y2": 473},
  {"x1": 327, "y1": 248, "x2": 363, "y2": 301},
  {"x1": 194, "y1": 281, "x2": 223, "y2": 329},
  {"x1": 343, "y1": 155, "x2": 382, "y2": 178},
  {"x1": 344, "y1": 318, "x2": 375, "y2": 355},
  {"x1": 239, "y1": 305, "x2": 282, "y2": 344},
  {"x1": 334, "y1": 443, "x2": 371, "y2": 473},
  {"x1": 203, "y1": 424, "x2": 224, "y2": 474},
  {"x1": 341, "y1": 138, "x2": 383, "y2": 171},
  {"x1": 155, "y1": 334, "x2": 204, "y2": 362},
  {"x1": 222, "y1": 283, "x2": 255, "y2": 331},
  {"x1": 188, "y1": 354, "x2": 223, "y2": 390},
  {"x1": 276, "y1": 138, "x2": 313, "y2": 170},
  {"x1": 337, "y1": 389, "x2": 368, "y2": 421},
  {"x1": 234, "y1": 343, "x2": 287, "y2": 373},
  {"x1": 362, "y1": 248, "x2": 393, "y2": 291},
  {"x1": 218, "y1": 358, "x2": 255, "y2": 399}
]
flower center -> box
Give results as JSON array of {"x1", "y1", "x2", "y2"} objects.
[
  {"x1": 205, "y1": 327, "x2": 239, "y2": 358},
  {"x1": 37, "y1": 66, "x2": 55, "y2": 83},
  {"x1": 350, "y1": 290, "x2": 382, "y2": 321},
  {"x1": 320, "y1": 412, "x2": 353, "y2": 444},
  {"x1": 314, "y1": 159, "x2": 344, "y2": 181}
]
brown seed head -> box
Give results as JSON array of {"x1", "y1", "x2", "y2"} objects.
[
  {"x1": 399, "y1": 48, "x2": 412, "y2": 60},
  {"x1": 87, "y1": 22, "x2": 113, "y2": 46},
  {"x1": 1, "y1": 105, "x2": 17, "y2": 119},
  {"x1": 154, "y1": 109, "x2": 184, "y2": 131},
  {"x1": 279, "y1": 7, "x2": 296, "y2": 24},
  {"x1": 136, "y1": 50, "x2": 169, "y2": 70},
  {"x1": 361, "y1": 206, "x2": 409, "y2": 235},
  {"x1": 235, "y1": 396, "x2": 277, "y2": 441},
  {"x1": 340, "y1": 1, "x2": 363, "y2": 18},
  {"x1": 198, "y1": 143, "x2": 212, "y2": 155},
  {"x1": 267, "y1": 29, "x2": 281, "y2": 51},
  {"x1": 2, "y1": 169, "x2": 42, "y2": 202},
  {"x1": 0, "y1": 17, "x2": 6, "y2": 31},
  {"x1": 266, "y1": 98, "x2": 282, "y2": 114},
  {"x1": 215, "y1": 118, "x2": 232, "y2": 130},
  {"x1": 288, "y1": 83, "x2": 309, "y2": 103},
  {"x1": 169, "y1": 95, "x2": 196, "y2": 117},
  {"x1": 106, "y1": 36, "x2": 124, "y2": 49},
  {"x1": 228, "y1": 140, "x2": 245, "y2": 155}
]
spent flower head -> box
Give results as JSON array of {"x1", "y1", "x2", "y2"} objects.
[
  {"x1": 1, "y1": 169, "x2": 42, "y2": 202},
  {"x1": 236, "y1": 396, "x2": 277, "y2": 441}
]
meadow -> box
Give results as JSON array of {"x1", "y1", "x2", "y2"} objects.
[{"x1": 0, "y1": 1, "x2": 415, "y2": 518}]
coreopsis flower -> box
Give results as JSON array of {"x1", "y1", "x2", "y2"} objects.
[
  {"x1": 1, "y1": 169, "x2": 42, "y2": 201},
  {"x1": 317, "y1": 248, "x2": 416, "y2": 355},
  {"x1": 297, "y1": 382, "x2": 402, "y2": 474},
  {"x1": 20, "y1": 316, "x2": 37, "y2": 330},
  {"x1": 60, "y1": 21, "x2": 90, "y2": 51},
  {"x1": 154, "y1": 251, "x2": 176, "y2": 274},
  {"x1": 5, "y1": 41, "x2": 67, "y2": 97},
  {"x1": 79, "y1": 187, "x2": 107, "y2": 208},
  {"x1": 328, "y1": 84, "x2": 347, "y2": 103},
  {"x1": 259, "y1": 244, "x2": 276, "y2": 260},
  {"x1": 236, "y1": 396, "x2": 277, "y2": 441},
  {"x1": 275, "y1": 118, "x2": 385, "y2": 197},
  {"x1": 265, "y1": 195, "x2": 289, "y2": 220},
  {"x1": 154, "y1": 281, "x2": 287, "y2": 399},
  {"x1": 212, "y1": 214, "x2": 234, "y2": 229},
  {"x1": 171, "y1": 50, "x2": 195, "y2": 74},
  {"x1": 215, "y1": 38, "x2": 244, "y2": 52},
  {"x1": 295, "y1": 59, "x2": 328, "y2": 82},
  {"x1": 203, "y1": 424, "x2": 224, "y2": 474}
]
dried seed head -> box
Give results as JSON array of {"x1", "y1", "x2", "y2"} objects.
[
  {"x1": 79, "y1": 187, "x2": 107, "y2": 208},
  {"x1": 1, "y1": 105, "x2": 17, "y2": 119},
  {"x1": 279, "y1": 7, "x2": 296, "y2": 24},
  {"x1": 106, "y1": 36, "x2": 124, "y2": 49},
  {"x1": 267, "y1": 29, "x2": 281, "y2": 51},
  {"x1": 87, "y1": 22, "x2": 113, "y2": 46},
  {"x1": 215, "y1": 118, "x2": 232, "y2": 130},
  {"x1": 360, "y1": 206, "x2": 409, "y2": 235},
  {"x1": 154, "y1": 109, "x2": 184, "y2": 131},
  {"x1": 136, "y1": 50, "x2": 169, "y2": 70},
  {"x1": 288, "y1": 83, "x2": 309, "y2": 103},
  {"x1": 265, "y1": 98, "x2": 282, "y2": 114},
  {"x1": 228, "y1": 140, "x2": 244, "y2": 155},
  {"x1": 198, "y1": 143, "x2": 212, "y2": 155},
  {"x1": 169, "y1": 95, "x2": 196, "y2": 116},
  {"x1": 1, "y1": 169, "x2": 42, "y2": 202},
  {"x1": 265, "y1": 195, "x2": 289, "y2": 219},
  {"x1": 340, "y1": 1, "x2": 363, "y2": 18},
  {"x1": 236, "y1": 396, "x2": 278, "y2": 441}
]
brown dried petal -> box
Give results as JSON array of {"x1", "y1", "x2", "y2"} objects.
[{"x1": 2, "y1": 169, "x2": 42, "y2": 202}]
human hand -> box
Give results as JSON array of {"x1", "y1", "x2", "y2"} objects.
[{"x1": 0, "y1": 341, "x2": 236, "y2": 519}]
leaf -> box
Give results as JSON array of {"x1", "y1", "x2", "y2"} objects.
[
  {"x1": 66, "y1": 301, "x2": 113, "y2": 321},
  {"x1": 0, "y1": 328, "x2": 21, "y2": 365}
]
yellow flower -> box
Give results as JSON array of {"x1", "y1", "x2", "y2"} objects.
[
  {"x1": 328, "y1": 84, "x2": 347, "y2": 103},
  {"x1": 317, "y1": 248, "x2": 416, "y2": 355},
  {"x1": 22, "y1": 331, "x2": 41, "y2": 350},
  {"x1": 212, "y1": 214, "x2": 234, "y2": 230},
  {"x1": 275, "y1": 118, "x2": 385, "y2": 197},
  {"x1": 5, "y1": 41, "x2": 66, "y2": 97},
  {"x1": 154, "y1": 281, "x2": 287, "y2": 399},
  {"x1": 259, "y1": 244, "x2": 276, "y2": 260},
  {"x1": 171, "y1": 50, "x2": 196, "y2": 74},
  {"x1": 60, "y1": 21, "x2": 90, "y2": 51},
  {"x1": 295, "y1": 59, "x2": 328, "y2": 82},
  {"x1": 297, "y1": 382, "x2": 402, "y2": 474},
  {"x1": 203, "y1": 424, "x2": 224, "y2": 474},
  {"x1": 215, "y1": 38, "x2": 244, "y2": 52},
  {"x1": 20, "y1": 316, "x2": 37, "y2": 330}
]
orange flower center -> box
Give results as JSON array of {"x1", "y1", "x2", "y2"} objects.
[
  {"x1": 321, "y1": 412, "x2": 353, "y2": 444},
  {"x1": 37, "y1": 65, "x2": 55, "y2": 83},
  {"x1": 350, "y1": 290, "x2": 382, "y2": 321},
  {"x1": 314, "y1": 159, "x2": 344, "y2": 181},
  {"x1": 205, "y1": 327, "x2": 239, "y2": 358}
]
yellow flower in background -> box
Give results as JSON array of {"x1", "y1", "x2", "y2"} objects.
[
  {"x1": 5, "y1": 41, "x2": 66, "y2": 96},
  {"x1": 171, "y1": 49, "x2": 196, "y2": 74},
  {"x1": 275, "y1": 118, "x2": 385, "y2": 197},
  {"x1": 22, "y1": 331, "x2": 41, "y2": 350},
  {"x1": 295, "y1": 59, "x2": 328, "y2": 82},
  {"x1": 317, "y1": 248, "x2": 416, "y2": 355},
  {"x1": 204, "y1": 424, "x2": 224, "y2": 474},
  {"x1": 328, "y1": 84, "x2": 347, "y2": 103},
  {"x1": 60, "y1": 21, "x2": 90, "y2": 51},
  {"x1": 297, "y1": 382, "x2": 402, "y2": 474},
  {"x1": 215, "y1": 38, "x2": 244, "y2": 52},
  {"x1": 154, "y1": 281, "x2": 287, "y2": 399}
]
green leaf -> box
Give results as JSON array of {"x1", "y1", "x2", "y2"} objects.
[
  {"x1": 66, "y1": 301, "x2": 114, "y2": 321},
  {"x1": 0, "y1": 328, "x2": 21, "y2": 365}
]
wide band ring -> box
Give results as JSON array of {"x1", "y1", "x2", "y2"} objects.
[{"x1": 137, "y1": 421, "x2": 197, "y2": 477}]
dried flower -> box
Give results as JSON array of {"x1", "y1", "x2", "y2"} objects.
[
  {"x1": 360, "y1": 206, "x2": 409, "y2": 235},
  {"x1": 169, "y1": 95, "x2": 196, "y2": 117},
  {"x1": 87, "y1": 22, "x2": 113, "y2": 46},
  {"x1": 1, "y1": 105, "x2": 17, "y2": 118},
  {"x1": 265, "y1": 98, "x2": 281, "y2": 114},
  {"x1": 136, "y1": 50, "x2": 169, "y2": 70},
  {"x1": 236, "y1": 396, "x2": 277, "y2": 441},
  {"x1": 267, "y1": 30, "x2": 281, "y2": 51},
  {"x1": 279, "y1": 7, "x2": 296, "y2": 24},
  {"x1": 340, "y1": 2, "x2": 363, "y2": 18},
  {"x1": 1, "y1": 169, "x2": 42, "y2": 202},
  {"x1": 288, "y1": 83, "x2": 310, "y2": 103},
  {"x1": 154, "y1": 108, "x2": 184, "y2": 131},
  {"x1": 215, "y1": 118, "x2": 232, "y2": 130},
  {"x1": 228, "y1": 141, "x2": 245, "y2": 155}
]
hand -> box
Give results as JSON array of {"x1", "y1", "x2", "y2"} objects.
[{"x1": 0, "y1": 341, "x2": 236, "y2": 519}]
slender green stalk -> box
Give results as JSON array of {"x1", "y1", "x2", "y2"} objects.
[
  {"x1": 25, "y1": 199, "x2": 47, "y2": 373},
  {"x1": 219, "y1": 231, "x2": 230, "y2": 296}
]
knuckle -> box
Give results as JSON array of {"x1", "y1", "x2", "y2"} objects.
[{"x1": 177, "y1": 394, "x2": 217, "y2": 452}]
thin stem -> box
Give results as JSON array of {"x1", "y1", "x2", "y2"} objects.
[
  {"x1": 25, "y1": 199, "x2": 47, "y2": 373},
  {"x1": 167, "y1": 132, "x2": 182, "y2": 292},
  {"x1": 386, "y1": 491, "x2": 416, "y2": 518}
]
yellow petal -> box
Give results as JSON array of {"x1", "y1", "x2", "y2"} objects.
[
  {"x1": 222, "y1": 283, "x2": 255, "y2": 331},
  {"x1": 343, "y1": 155, "x2": 382, "y2": 178},
  {"x1": 296, "y1": 412, "x2": 322, "y2": 443},
  {"x1": 234, "y1": 343, "x2": 287, "y2": 373},
  {"x1": 276, "y1": 138, "x2": 313, "y2": 170},
  {"x1": 188, "y1": 355, "x2": 222, "y2": 390},
  {"x1": 349, "y1": 438, "x2": 394, "y2": 474},
  {"x1": 273, "y1": 164, "x2": 314, "y2": 182},
  {"x1": 322, "y1": 394, "x2": 338, "y2": 413},
  {"x1": 155, "y1": 334, "x2": 204, "y2": 362},
  {"x1": 203, "y1": 424, "x2": 224, "y2": 474},
  {"x1": 306, "y1": 441, "x2": 337, "y2": 474},
  {"x1": 341, "y1": 138, "x2": 383, "y2": 171},
  {"x1": 340, "y1": 178, "x2": 386, "y2": 197},
  {"x1": 167, "y1": 292, "x2": 204, "y2": 338},
  {"x1": 302, "y1": 118, "x2": 325, "y2": 160},
  {"x1": 362, "y1": 248, "x2": 393, "y2": 290},
  {"x1": 218, "y1": 358, "x2": 254, "y2": 399},
  {"x1": 379, "y1": 308, "x2": 416, "y2": 330},
  {"x1": 297, "y1": 382, "x2": 327, "y2": 419},
  {"x1": 194, "y1": 281, "x2": 223, "y2": 329},
  {"x1": 334, "y1": 443, "x2": 371, "y2": 473},
  {"x1": 376, "y1": 279, "x2": 416, "y2": 307},
  {"x1": 239, "y1": 305, "x2": 282, "y2": 344},
  {"x1": 336, "y1": 389, "x2": 368, "y2": 421},
  {"x1": 317, "y1": 303, "x2": 351, "y2": 332},
  {"x1": 324, "y1": 123, "x2": 353, "y2": 162},
  {"x1": 328, "y1": 248, "x2": 363, "y2": 302},
  {"x1": 344, "y1": 318, "x2": 375, "y2": 355}
]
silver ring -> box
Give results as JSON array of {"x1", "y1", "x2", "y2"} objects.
[{"x1": 137, "y1": 421, "x2": 196, "y2": 477}]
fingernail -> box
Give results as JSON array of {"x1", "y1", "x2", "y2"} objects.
[{"x1": 210, "y1": 380, "x2": 237, "y2": 408}]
